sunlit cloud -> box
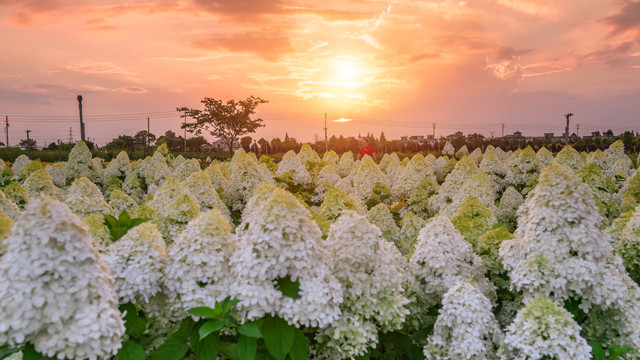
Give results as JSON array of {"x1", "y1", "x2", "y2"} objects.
[{"x1": 65, "y1": 60, "x2": 138, "y2": 80}]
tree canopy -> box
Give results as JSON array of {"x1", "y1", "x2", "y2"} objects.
[{"x1": 178, "y1": 96, "x2": 268, "y2": 154}]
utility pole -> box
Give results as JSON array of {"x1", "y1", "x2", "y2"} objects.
[
  {"x1": 324, "y1": 113, "x2": 328, "y2": 152},
  {"x1": 68, "y1": 127, "x2": 73, "y2": 144},
  {"x1": 77, "y1": 95, "x2": 85, "y2": 142},
  {"x1": 576, "y1": 123, "x2": 580, "y2": 137},
  {"x1": 432, "y1": 123, "x2": 436, "y2": 139},
  {"x1": 25, "y1": 130, "x2": 31, "y2": 159},
  {"x1": 501, "y1": 123, "x2": 505, "y2": 138},
  {"x1": 57, "y1": 140, "x2": 62, "y2": 161},
  {"x1": 147, "y1": 116, "x2": 150, "y2": 152},
  {"x1": 182, "y1": 111, "x2": 187, "y2": 153},
  {"x1": 4, "y1": 116, "x2": 8, "y2": 148},
  {"x1": 564, "y1": 113, "x2": 573, "y2": 145}
]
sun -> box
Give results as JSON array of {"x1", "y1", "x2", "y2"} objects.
[{"x1": 338, "y1": 63, "x2": 358, "y2": 80}]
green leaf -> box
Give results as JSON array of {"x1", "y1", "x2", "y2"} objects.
[
  {"x1": 103, "y1": 214, "x2": 118, "y2": 228},
  {"x1": 173, "y1": 317, "x2": 196, "y2": 341},
  {"x1": 238, "y1": 322, "x2": 262, "y2": 338},
  {"x1": 152, "y1": 337, "x2": 189, "y2": 360},
  {"x1": 289, "y1": 329, "x2": 310, "y2": 360},
  {"x1": 119, "y1": 210, "x2": 132, "y2": 227},
  {"x1": 588, "y1": 340, "x2": 606, "y2": 360},
  {"x1": 195, "y1": 333, "x2": 220, "y2": 360},
  {"x1": 274, "y1": 276, "x2": 302, "y2": 299},
  {"x1": 187, "y1": 306, "x2": 218, "y2": 319},
  {"x1": 221, "y1": 297, "x2": 241, "y2": 315},
  {"x1": 384, "y1": 332, "x2": 424, "y2": 360},
  {"x1": 21, "y1": 343, "x2": 55, "y2": 360},
  {"x1": 199, "y1": 320, "x2": 224, "y2": 340},
  {"x1": 237, "y1": 336, "x2": 257, "y2": 360},
  {"x1": 261, "y1": 316, "x2": 295, "y2": 360},
  {"x1": 120, "y1": 303, "x2": 146, "y2": 339},
  {"x1": 0, "y1": 345, "x2": 20, "y2": 360},
  {"x1": 115, "y1": 341, "x2": 145, "y2": 360}
]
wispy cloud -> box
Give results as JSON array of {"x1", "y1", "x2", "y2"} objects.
[{"x1": 65, "y1": 60, "x2": 138, "y2": 80}]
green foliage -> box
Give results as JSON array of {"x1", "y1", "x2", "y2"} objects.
[
  {"x1": 366, "y1": 182, "x2": 391, "y2": 209},
  {"x1": 0, "y1": 345, "x2": 20, "y2": 360},
  {"x1": 258, "y1": 155, "x2": 278, "y2": 174},
  {"x1": 275, "y1": 276, "x2": 302, "y2": 299},
  {"x1": 154, "y1": 298, "x2": 310, "y2": 360},
  {"x1": 103, "y1": 210, "x2": 147, "y2": 242},
  {"x1": 589, "y1": 340, "x2": 633, "y2": 360}
]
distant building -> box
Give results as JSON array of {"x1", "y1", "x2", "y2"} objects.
[
  {"x1": 212, "y1": 139, "x2": 240, "y2": 152},
  {"x1": 400, "y1": 135, "x2": 436, "y2": 146},
  {"x1": 502, "y1": 131, "x2": 526, "y2": 143},
  {"x1": 446, "y1": 131, "x2": 464, "y2": 142}
]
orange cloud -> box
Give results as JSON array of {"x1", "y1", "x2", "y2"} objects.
[{"x1": 193, "y1": 31, "x2": 294, "y2": 61}]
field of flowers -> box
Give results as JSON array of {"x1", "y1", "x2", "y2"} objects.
[{"x1": 1, "y1": 140, "x2": 640, "y2": 360}]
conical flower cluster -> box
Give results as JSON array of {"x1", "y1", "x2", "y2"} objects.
[{"x1": 0, "y1": 196, "x2": 124, "y2": 359}]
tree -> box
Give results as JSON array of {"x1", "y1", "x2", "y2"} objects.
[
  {"x1": 19, "y1": 138, "x2": 36, "y2": 150},
  {"x1": 240, "y1": 136, "x2": 252, "y2": 151},
  {"x1": 178, "y1": 96, "x2": 268, "y2": 154},
  {"x1": 105, "y1": 135, "x2": 133, "y2": 151},
  {"x1": 186, "y1": 136, "x2": 208, "y2": 152},
  {"x1": 134, "y1": 130, "x2": 156, "y2": 148}
]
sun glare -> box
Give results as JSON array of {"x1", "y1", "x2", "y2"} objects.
[{"x1": 333, "y1": 118, "x2": 352, "y2": 122}]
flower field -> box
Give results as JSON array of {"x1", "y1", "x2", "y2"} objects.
[{"x1": 1, "y1": 140, "x2": 640, "y2": 360}]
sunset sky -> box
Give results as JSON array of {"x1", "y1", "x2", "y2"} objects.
[{"x1": 1, "y1": 0, "x2": 640, "y2": 146}]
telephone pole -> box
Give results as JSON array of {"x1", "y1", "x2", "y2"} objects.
[
  {"x1": 77, "y1": 95, "x2": 85, "y2": 142},
  {"x1": 432, "y1": 123, "x2": 436, "y2": 138},
  {"x1": 324, "y1": 113, "x2": 328, "y2": 152},
  {"x1": 147, "y1": 116, "x2": 150, "y2": 152},
  {"x1": 564, "y1": 113, "x2": 573, "y2": 145},
  {"x1": 68, "y1": 127, "x2": 73, "y2": 144},
  {"x1": 25, "y1": 130, "x2": 31, "y2": 159},
  {"x1": 4, "y1": 116, "x2": 8, "y2": 148},
  {"x1": 57, "y1": 140, "x2": 62, "y2": 161},
  {"x1": 501, "y1": 123, "x2": 505, "y2": 138},
  {"x1": 576, "y1": 123, "x2": 580, "y2": 137}
]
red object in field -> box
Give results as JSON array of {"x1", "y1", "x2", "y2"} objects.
[{"x1": 359, "y1": 145, "x2": 375, "y2": 158}]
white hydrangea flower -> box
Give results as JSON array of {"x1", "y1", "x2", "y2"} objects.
[
  {"x1": 66, "y1": 141, "x2": 94, "y2": 184},
  {"x1": 337, "y1": 151, "x2": 356, "y2": 177},
  {"x1": 223, "y1": 150, "x2": 274, "y2": 211},
  {"x1": 496, "y1": 186, "x2": 524, "y2": 230},
  {"x1": 479, "y1": 152, "x2": 507, "y2": 193},
  {"x1": 320, "y1": 186, "x2": 366, "y2": 223},
  {"x1": 0, "y1": 196, "x2": 124, "y2": 359},
  {"x1": 82, "y1": 213, "x2": 112, "y2": 251},
  {"x1": 602, "y1": 140, "x2": 632, "y2": 179},
  {"x1": 367, "y1": 203, "x2": 401, "y2": 246},
  {"x1": 410, "y1": 215, "x2": 493, "y2": 299},
  {"x1": 103, "y1": 222, "x2": 166, "y2": 304},
  {"x1": 147, "y1": 177, "x2": 200, "y2": 243},
  {"x1": 434, "y1": 155, "x2": 482, "y2": 214},
  {"x1": 500, "y1": 163, "x2": 621, "y2": 307},
  {"x1": 444, "y1": 171, "x2": 497, "y2": 217},
  {"x1": 505, "y1": 146, "x2": 539, "y2": 192},
  {"x1": 277, "y1": 150, "x2": 313, "y2": 185},
  {"x1": 391, "y1": 153, "x2": 436, "y2": 200},
  {"x1": 379, "y1": 152, "x2": 400, "y2": 172},
  {"x1": 399, "y1": 212, "x2": 425, "y2": 255},
  {"x1": 181, "y1": 170, "x2": 231, "y2": 222},
  {"x1": 318, "y1": 211, "x2": 409, "y2": 358},
  {"x1": 316, "y1": 163, "x2": 341, "y2": 187},
  {"x1": 122, "y1": 171, "x2": 146, "y2": 201},
  {"x1": 455, "y1": 145, "x2": 469, "y2": 159},
  {"x1": 350, "y1": 157, "x2": 390, "y2": 203},
  {"x1": 498, "y1": 295, "x2": 591, "y2": 360},
  {"x1": 536, "y1": 146, "x2": 554, "y2": 167},
  {"x1": 173, "y1": 158, "x2": 201, "y2": 182},
  {"x1": 442, "y1": 142, "x2": 455, "y2": 156},
  {"x1": 230, "y1": 187, "x2": 343, "y2": 328},
  {"x1": 0, "y1": 210, "x2": 13, "y2": 256},
  {"x1": 425, "y1": 279, "x2": 503, "y2": 360},
  {"x1": 164, "y1": 209, "x2": 238, "y2": 311},
  {"x1": 45, "y1": 162, "x2": 67, "y2": 188},
  {"x1": 23, "y1": 169, "x2": 61, "y2": 200},
  {"x1": 297, "y1": 143, "x2": 321, "y2": 165},
  {"x1": 108, "y1": 189, "x2": 138, "y2": 215},
  {"x1": 2, "y1": 183, "x2": 30, "y2": 208},
  {"x1": 321, "y1": 150, "x2": 339, "y2": 164},
  {"x1": 470, "y1": 147, "x2": 483, "y2": 161},
  {"x1": 553, "y1": 145, "x2": 584, "y2": 171},
  {"x1": 204, "y1": 162, "x2": 230, "y2": 191},
  {"x1": 587, "y1": 148, "x2": 605, "y2": 166},
  {"x1": 66, "y1": 177, "x2": 113, "y2": 218},
  {"x1": 103, "y1": 151, "x2": 132, "y2": 181},
  {"x1": 10, "y1": 155, "x2": 30, "y2": 174},
  {"x1": 0, "y1": 189, "x2": 21, "y2": 221}
]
